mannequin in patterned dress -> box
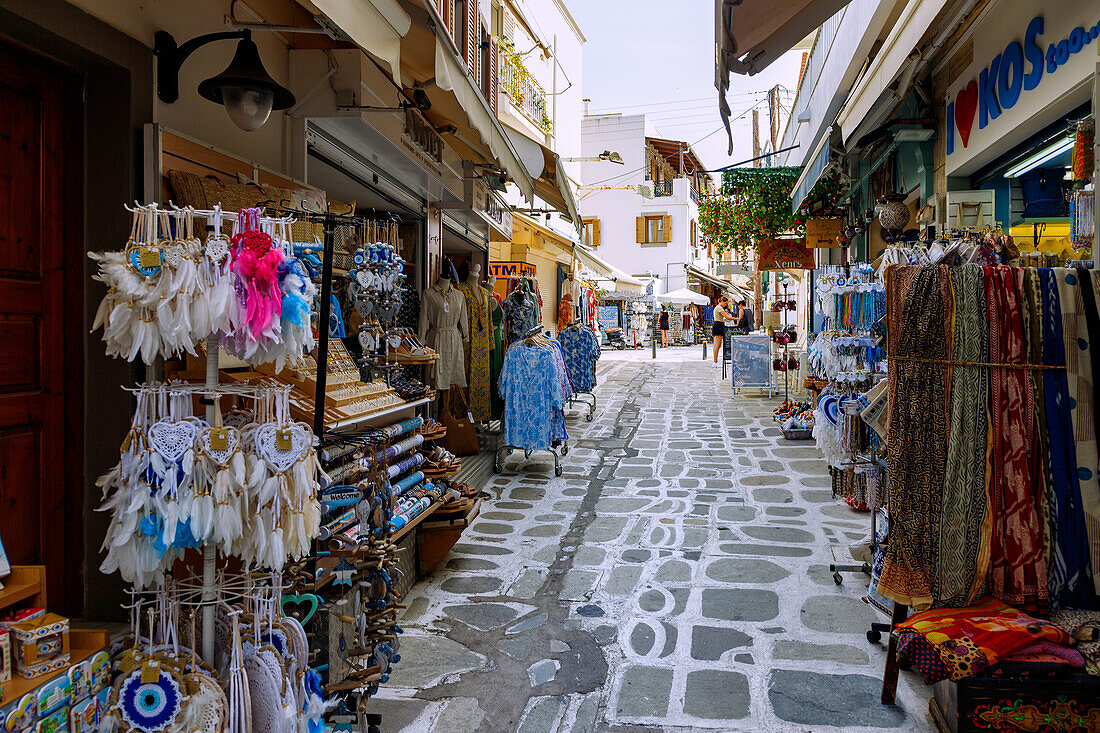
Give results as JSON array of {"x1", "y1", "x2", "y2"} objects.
[{"x1": 456, "y1": 263, "x2": 492, "y2": 422}]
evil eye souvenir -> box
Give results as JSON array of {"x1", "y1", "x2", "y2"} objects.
[{"x1": 117, "y1": 668, "x2": 182, "y2": 732}]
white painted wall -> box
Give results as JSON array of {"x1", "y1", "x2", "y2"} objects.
[{"x1": 577, "y1": 114, "x2": 704, "y2": 293}]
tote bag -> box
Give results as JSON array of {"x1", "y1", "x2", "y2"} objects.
[{"x1": 441, "y1": 387, "x2": 480, "y2": 456}]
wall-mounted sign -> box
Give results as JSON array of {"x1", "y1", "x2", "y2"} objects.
[
  {"x1": 945, "y1": 6, "x2": 1100, "y2": 175},
  {"x1": 715, "y1": 262, "x2": 752, "y2": 276},
  {"x1": 805, "y1": 218, "x2": 845, "y2": 248},
  {"x1": 404, "y1": 107, "x2": 443, "y2": 164},
  {"x1": 489, "y1": 261, "x2": 537, "y2": 279},
  {"x1": 756, "y1": 239, "x2": 816, "y2": 270},
  {"x1": 473, "y1": 180, "x2": 513, "y2": 241}
]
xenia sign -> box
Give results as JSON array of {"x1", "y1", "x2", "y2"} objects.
[{"x1": 947, "y1": 15, "x2": 1100, "y2": 156}]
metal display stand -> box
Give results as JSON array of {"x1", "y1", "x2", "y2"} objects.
[{"x1": 493, "y1": 445, "x2": 564, "y2": 477}]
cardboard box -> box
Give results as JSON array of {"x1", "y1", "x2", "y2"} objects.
[
  {"x1": 0, "y1": 630, "x2": 11, "y2": 684},
  {"x1": 11, "y1": 615, "x2": 69, "y2": 672}
]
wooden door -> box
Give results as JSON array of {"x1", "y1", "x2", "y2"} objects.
[{"x1": 0, "y1": 41, "x2": 84, "y2": 614}]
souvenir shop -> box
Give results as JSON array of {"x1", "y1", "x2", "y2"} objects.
[
  {"x1": 0, "y1": 1, "x2": 600, "y2": 729},
  {"x1": 795, "y1": 2, "x2": 1100, "y2": 725}
]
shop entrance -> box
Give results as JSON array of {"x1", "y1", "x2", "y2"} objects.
[{"x1": 0, "y1": 40, "x2": 85, "y2": 614}]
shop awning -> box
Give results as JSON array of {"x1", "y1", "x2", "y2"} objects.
[
  {"x1": 658, "y1": 288, "x2": 711, "y2": 306},
  {"x1": 304, "y1": 0, "x2": 410, "y2": 82},
  {"x1": 790, "y1": 130, "x2": 831, "y2": 212},
  {"x1": 504, "y1": 124, "x2": 582, "y2": 232},
  {"x1": 836, "y1": 0, "x2": 949, "y2": 144},
  {"x1": 687, "y1": 265, "x2": 734, "y2": 291},
  {"x1": 715, "y1": 0, "x2": 852, "y2": 153},
  {"x1": 573, "y1": 243, "x2": 616, "y2": 280},
  {"x1": 595, "y1": 264, "x2": 645, "y2": 295}
]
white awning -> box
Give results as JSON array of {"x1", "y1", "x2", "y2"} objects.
[
  {"x1": 305, "y1": 0, "x2": 410, "y2": 82},
  {"x1": 716, "y1": 0, "x2": 853, "y2": 77},
  {"x1": 573, "y1": 243, "x2": 616, "y2": 280},
  {"x1": 790, "y1": 130, "x2": 831, "y2": 212},
  {"x1": 658, "y1": 288, "x2": 711, "y2": 306},
  {"x1": 836, "y1": 0, "x2": 949, "y2": 144},
  {"x1": 504, "y1": 124, "x2": 582, "y2": 232}
]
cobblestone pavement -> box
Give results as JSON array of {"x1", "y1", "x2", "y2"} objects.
[{"x1": 372, "y1": 347, "x2": 930, "y2": 732}]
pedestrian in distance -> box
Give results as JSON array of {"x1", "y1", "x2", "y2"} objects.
[
  {"x1": 658, "y1": 304, "x2": 670, "y2": 347},
  {"x1": 712, "y1": 295, "x2": 732, "y2": 367}
]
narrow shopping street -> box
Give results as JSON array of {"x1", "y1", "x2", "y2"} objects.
[{"x1": 373, "y1": 349, "x2": 926, "y2": 732}]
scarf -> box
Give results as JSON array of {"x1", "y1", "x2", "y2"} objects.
[
  {"x1": 985, "y1": 266, "x2": 1047, "y2": 611},
  {"x1": 1040, "y1": 268, "x2": 1093, "y2": 607},
  {"x1": 936, "y1": 265, "x2": 990, "y2": 606},
  {"x1": 880, "y1": 265, "x2": 952, "y2": 609}
]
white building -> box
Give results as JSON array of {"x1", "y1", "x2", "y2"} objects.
[{"x1": 576, "y1": 113, "x2": 721, "y2": 296}]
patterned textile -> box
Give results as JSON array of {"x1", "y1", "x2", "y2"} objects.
[
  {"x1": 396, "y1": 281, "x2": 420, "y2": 332},
  {"x1": 489, "y1": 300, "x2": 505, "y2": 419},
  {"x1": 1024, "y1": 269, "x2": 1052, "y2": 593},
  {"x1": 1052, "y1": 608, "x2": 1100, "y2": 675},
  {"x1": 985, "y1": 266, "x2": 1047, "y2": 610},
  {"x1": 557, "y1": 326, "x2": 600, "y2": 394},
  {"x1": 498, "y1": 341, "x2": 569, "y2": 450},
  {"x1": 1064, "y1": 269, "x2": 1100, "y2": 597},
  {"x1": 456, "y1": 281, "x2": 492, "y2": 422},
  {"x1": 937, "y1": 265, "x2": 990, "y2": 607},
  {"x1": 503, "y1": 290, "x2": 538, "y2": 346},
  {"x1": 1040, "y1": 268, "x2": 1093, "y2": 608},
  {"x1": 880, "y1": 265, "x2": 952, "y2": 610},
  {"x1": 557, "y1": 293, "x2": 574, "y2": 333},
  {"x1": 895, "y1": 597, "x2": 1073, "y2": 684}
]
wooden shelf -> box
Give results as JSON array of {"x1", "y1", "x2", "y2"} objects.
[
  {"x1": 390, "y1": 498, "x2": 445, "y2": 542},
  {"x1": 0, "y1": 629, "x2": 109, "y2": 707},
  {"x1": 328, "y1": 397, "x2": 431, "y2": 432},
  {"x1": 422, "y1": 497, "x2": 482, "y2": 530},
  {"x1": 0, "y1": 566, "x2": 46, "y2": 612}
]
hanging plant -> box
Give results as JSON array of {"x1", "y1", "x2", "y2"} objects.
[{"x1": 700, "y1": 168, "x2": 846, "y2": 256}]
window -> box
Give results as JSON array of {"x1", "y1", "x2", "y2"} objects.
[
  {"x1": 583, "y1": 218, "x2": 601, "y2": 247},
  {"x1": 636, "y1": 215, "x2": 671, "y2": 244}
]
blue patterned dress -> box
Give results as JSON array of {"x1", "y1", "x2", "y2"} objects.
[
  {"x1": 557, "y1": 327, "x2": 600, "y2": 393},
  {"x1": 498, "y1": 341, "x2": 569, "y2": 450},
  {"x1": 503, "y1": 291, "x2": 538, "y2": 345}
]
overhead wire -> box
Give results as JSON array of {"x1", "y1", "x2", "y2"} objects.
[{"x1": 581, "y1": 98, "x2": 768, "y2": 188}]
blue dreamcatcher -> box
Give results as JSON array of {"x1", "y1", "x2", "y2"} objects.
[{"x1": 118, "y1": 668, "x2": 183, "y2": 732}]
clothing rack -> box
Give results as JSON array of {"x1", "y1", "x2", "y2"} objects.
[
  {"x1": 494, "y1": 445, "x2": 564, "y2": 477},
  {"x1": 563, "y1": 320, "x2": 597, "y2": 422}
]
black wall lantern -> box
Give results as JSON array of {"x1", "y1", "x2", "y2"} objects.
[{"x1": 154, "y1": 29, "x2": 295, "y2": 131}]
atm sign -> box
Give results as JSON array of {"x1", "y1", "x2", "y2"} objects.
[{"x1": 489, "y1": 261, "x2": 536, "y2": 278}]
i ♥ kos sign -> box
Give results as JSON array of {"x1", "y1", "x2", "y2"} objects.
[{"x1": 945, "y1": 5, "x2": 1100, "y2": 176}]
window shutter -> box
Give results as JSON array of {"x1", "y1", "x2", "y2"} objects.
[
  {"x1": 662, "y1": 215, "x2": 672, "y2": 243},
  {"x1": 594, "y1": 220, "x2": 601, "y2": 247},
  {"x1": 466, "y1": 0, "x2": 479, "y2": 76},
  {"x1": 636, "y1": 217, "x2": 646, "y2": 243},
  {"x1": 488, "y1": 37, "x2": 499, "y2": 113}
]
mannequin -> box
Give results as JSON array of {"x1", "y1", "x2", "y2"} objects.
[
  {"x1": 418, "y1": 272, "x2": 469, "y2": 391},
  {"x1": 456, "y1": 263, "x2": 492, "y2": 421}
]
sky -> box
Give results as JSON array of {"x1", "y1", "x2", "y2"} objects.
[{"x1": 569, "y1": 0, "x2": 806, "y2": 173}]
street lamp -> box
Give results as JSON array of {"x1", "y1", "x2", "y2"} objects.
[
  {"x1": 154, "y1": 29, "x2": 295, "y2": 131},
  {"x1": 563, "y1": 151, "x2": 624, "y2": 164}
]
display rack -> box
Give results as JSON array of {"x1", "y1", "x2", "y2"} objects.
[{"x1": 494, "y1": 445, "x2": 564, "y2": 477}]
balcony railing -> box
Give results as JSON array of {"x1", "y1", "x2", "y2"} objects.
[
  {"x1": 501, "y1": 53, "x2": 552, "y2": 134},
  {"x1": 690, "y1": 185, "x2": 700, "y2": 205},
  {"x1": 652, "y1": 180, "x2": 673, "y2": 197}
]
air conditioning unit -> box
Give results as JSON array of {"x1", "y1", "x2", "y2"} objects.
[{"x1": 636, "y1": 184, "x2": 652, "y2": 199}]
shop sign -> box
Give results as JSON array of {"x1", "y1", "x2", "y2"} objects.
[
  {"x1": 472, "y1": 179, "x2": 513, "y2": 240},
  {"x1": 489, "y1": 261, "x2": 536, "y2": 278},
  {"x1": 756, "y1": 239, "x2": 815, "y2": 270},
  {"x1": 805, "y1": 218, "x2": 845, "y2": 248},
  {"x1": 402, "y1": 107, "x2": 444, "y2": 174},
  {"x1": 715, "y1": 261, "x2": 752, "y2": 276},
  {"x1": 945, "y1": 4, "x2": 1100, "y2": 175}
]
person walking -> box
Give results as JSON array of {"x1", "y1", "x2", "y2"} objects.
[
  {"x1": 658, "y1": 305, "x2": 670, "y2": 347},
  {"x1": 712, "y1": 295, "x2": 732, "y2": 367}
]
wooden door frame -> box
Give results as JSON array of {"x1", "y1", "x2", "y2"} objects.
[{"x1": 0, "y1": 39, "x2": 85, "y2": 615}]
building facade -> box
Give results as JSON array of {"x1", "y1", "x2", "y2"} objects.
[{"x1": 577, "y1": 113, "x2": 717, "y2": 295}]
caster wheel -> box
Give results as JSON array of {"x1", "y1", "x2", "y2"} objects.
[
  {"x1": 585, "y1": 414, "x2": 593, "y2": 422},
  {"x1": 832, "y1": 572, "x2": 843, "y2": 585},
  {"x1": 561, "y1": 445, "x2": 569, "y2": 455},
  {"x1": 866, "y1": 629, "x2": 881, "y2": 644},
  {"x1": 555, "y1": 466, "x2": 563, "y2": 477}
]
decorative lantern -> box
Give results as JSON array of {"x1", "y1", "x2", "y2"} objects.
[{"x1": 878, "y1": 193, "x2": 911, "y2": 231}]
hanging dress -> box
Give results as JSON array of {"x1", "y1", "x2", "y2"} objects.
[
  {"x1": 490, "y1": 298, "x2": 505, "y2": 419},
  {"x1": 418, "y1": 283, "x2": 469, "y2": 390},
  {"x1": 457, "y1": 281, "x2": 492, "y2": 422}
]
